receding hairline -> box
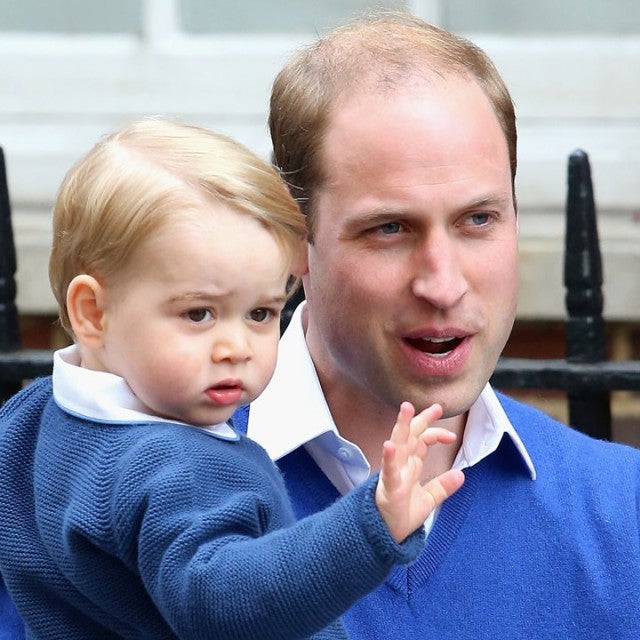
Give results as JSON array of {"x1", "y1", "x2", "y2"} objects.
[{"x1": 292, "y1": 11, "x2": 494, "y2": 94}]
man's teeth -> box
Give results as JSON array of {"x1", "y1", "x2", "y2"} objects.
[{"x1": 412, "y1": 335, "x2": 460, "y2": 356}]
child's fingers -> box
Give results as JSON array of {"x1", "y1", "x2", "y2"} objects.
[
  {"x1": 386, "y1": 402, "x2": 415, "y2": 470},
  {"x1": 419, "y1": 427, "x2": 458, "y2": 447},
  {"x1": 380, "y1": 440, "x2": 403, "y2": 494},
  {"x1": 422, "y1": 469, "x2": 465, "y2": 510},
  {"x1": 380, "y1": 401, "x2": 456, "y2": 498},
  {"x1": 389, "y1": 402, "x2": 415, "y2": 446},
  {"x1": 409, "y1": 403, "x2": 443, "y2": 434}
]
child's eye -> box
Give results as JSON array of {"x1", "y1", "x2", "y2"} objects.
[
  {"x1": 186, "y1": 308, "x2": 213, "y2": 323},
  {"x1": 249, "y1": 308, "x2": 275, "y2": 323}
]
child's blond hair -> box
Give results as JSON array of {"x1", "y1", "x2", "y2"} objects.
[{"x1": 49, "y1": 117, "x2": 306, "y2": 336}]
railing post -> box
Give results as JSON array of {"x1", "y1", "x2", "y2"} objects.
[
  {"x1": 0, "y1": 147, "x2": 23, "y2": 401},
  {"x1": 280, "y1": 284, "x2": 305, "y2": 336},
  {"x1": 563, "y1": 149, "x2": 611, "y2": 439}
]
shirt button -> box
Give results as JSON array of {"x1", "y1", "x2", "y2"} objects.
[{"x1": 337, "y1": 447, "x2": 352, "y2": 461}]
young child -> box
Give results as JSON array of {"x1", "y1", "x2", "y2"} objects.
[{"x1": 0, "y1": 117, "x2": 464, "y2": 639}]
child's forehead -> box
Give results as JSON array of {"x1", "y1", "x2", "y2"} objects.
[
  {"x1": 164, "y1": 203, "x2": 296, "y2": 257},
  {"x1": 162, "y1": 201, "x2": 273, "y2": 234},
  {"x1": 121, "y1": 205, "x2": 293, "y2": 285}
]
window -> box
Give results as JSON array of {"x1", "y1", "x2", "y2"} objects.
[{"x1": 2, "y1": 0, "x2": 639, "y2": 319}]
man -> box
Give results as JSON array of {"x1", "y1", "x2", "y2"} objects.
[
  {"x1": 237, "y1": 10, "x2": 640, "y2": 639},
  {"x1": 0, "y1": 584, "x2": 22, "y2": 639}
]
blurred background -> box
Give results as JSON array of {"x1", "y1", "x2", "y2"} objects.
[{"x1": 1, "y1": 0, "x2": 640, "y2": 439}]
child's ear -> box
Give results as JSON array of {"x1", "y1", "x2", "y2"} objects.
[{"x1": 66, "y1": 275, "x2": 107, "y2": 349}]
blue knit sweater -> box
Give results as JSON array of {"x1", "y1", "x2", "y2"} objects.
[
  {"x1": 235, "y1": 394, "x2": 640, "y2": 639},
  {"x1": 0, "y1": 377, "x2": 424, "y2": 640}
]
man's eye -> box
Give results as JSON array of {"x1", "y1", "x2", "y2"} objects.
[
  {"x1": 378, "y1": 222, "x2": 402, "y2": 234},
  {"x1": 186, "y1": 309, "x2": 213, "y2": 323},
  {"x1": 469, "y1": 213, "x2": 490, "y2": 226},
  {"x1": 249, "y1": 308, "x2": 274, "y2": 323}
]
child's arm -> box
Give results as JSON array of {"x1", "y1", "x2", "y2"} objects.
[
  {"x1": 122, "y1": 409, "x2": 463, "y2": 639},
  {"x1": 375, "y1": 402, "x2": 465, "y2": 543}
]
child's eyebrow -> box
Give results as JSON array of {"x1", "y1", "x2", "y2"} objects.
[
  {"x1": 266, "y1": 294, "x2": 288, "y2": 306},
  {"x1": 247, "y1": 293, "x2": 289, "y2": 308},
  {"x1": 168, "y1": 291, "x2": 289, "y2": 305},
  {"x1": 168, "y1": 291, "x2": 218, "y2": 303}
]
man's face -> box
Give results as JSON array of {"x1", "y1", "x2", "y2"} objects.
[{"x1": 303, "y1": 75, "x2": 518, "y2": 424}]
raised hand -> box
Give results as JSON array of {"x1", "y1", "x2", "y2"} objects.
[{"x1": 375, "y1": 402, "x2": 465, "y2": 543}]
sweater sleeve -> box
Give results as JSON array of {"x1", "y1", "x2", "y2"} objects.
[{"x1": 111, "y1": 430, "x2": 424, "y2": 640}]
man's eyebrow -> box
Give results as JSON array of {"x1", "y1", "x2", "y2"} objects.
[
  {"x1": 343, "y1": 209, "x2": 408, "y2": 227},
  {"x1": 345, "y1": 194, "x2": 511, "y2": 220},
  {"x1": 465, "y1": 194, "x2": 512, "y2": 209}
]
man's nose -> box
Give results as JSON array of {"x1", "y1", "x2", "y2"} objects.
[{"x1": 410, "y1": 231, "x2": 468, "y2": 309}]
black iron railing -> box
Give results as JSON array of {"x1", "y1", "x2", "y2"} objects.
[
  {"x1": 2, "y1": 147, "x2": 640, "y2": 441},
  {"x1": 491, "y1": 150, "x2": 640, "y2": 440},
  {"x1": 0, "y1": 148, "x2": 54, "y2": 402}
]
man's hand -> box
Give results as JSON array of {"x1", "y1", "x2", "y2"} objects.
[{"x1": 375, "y1": 402, "x2": 465, "y2": 543}]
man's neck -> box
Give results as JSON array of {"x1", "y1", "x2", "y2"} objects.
[
  {"x1": 301, "y1": 307, "x2": 466, "y2": 478},
  {"x1": 317, "y1": 369, "x2": 466, "y2": 479}
]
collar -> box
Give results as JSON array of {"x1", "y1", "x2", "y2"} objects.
[
  {"x1": 248, "y1": 302, "x2": 536, "y2": 481},
  {"x1": 458, "y1": 383, "x2": 536, "y2": 479},
  {"x1": 52, "y1": 345, "x2": 236, "y2": 439},
  {"x1": 248, "y1": 303, "x2": 336, "y2": 459}
]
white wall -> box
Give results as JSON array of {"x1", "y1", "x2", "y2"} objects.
[{"x1": 3, "y1": 2, "x2": 640, "y2": 319}]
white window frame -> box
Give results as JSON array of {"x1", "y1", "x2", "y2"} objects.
[{"x1": 2, "y1": 0, "x2": 640, "y2": 318}]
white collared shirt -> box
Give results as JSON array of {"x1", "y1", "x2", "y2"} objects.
[
  {"x1": 53, "y1": 345, "x2": 236, "y2": 439},
  {"x1": 248, "y1": 303, "x2": 536, "y2": 533}
]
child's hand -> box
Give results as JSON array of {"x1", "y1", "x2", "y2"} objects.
[{"x1": 375, "y1": 402, "x2": 465, "y2": 543}]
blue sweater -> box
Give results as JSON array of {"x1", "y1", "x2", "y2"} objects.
[
  {"x1": 235, "y1": 394, "x2": 640, "y2": 639},
  {"x1": 0, "y1": 377, "x2": 423, "y2": 639}
]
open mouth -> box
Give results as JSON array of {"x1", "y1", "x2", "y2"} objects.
[{"x1": 405, "y1": 336, "x2": 463, "y2": 356}]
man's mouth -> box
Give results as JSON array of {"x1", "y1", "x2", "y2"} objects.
[{"x1": 405, "y1": 336, "x2": 463, "y2": 356}]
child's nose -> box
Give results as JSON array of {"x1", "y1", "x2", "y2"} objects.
[{"x1": 211, "y1": 326, "x2": 252, "y2": 363}]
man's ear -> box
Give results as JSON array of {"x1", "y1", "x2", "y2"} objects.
[{"x1": 66, "y1": 274, "x2": 107, "y2": 349}]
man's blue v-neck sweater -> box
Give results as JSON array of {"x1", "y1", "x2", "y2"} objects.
[{"x1": 236, "y1": 394, "x2": 640, "y2": 639}]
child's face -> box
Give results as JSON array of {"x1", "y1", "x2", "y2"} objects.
[{"x1": 96, "y1": 204, "x2": 291, "y2": 426}]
